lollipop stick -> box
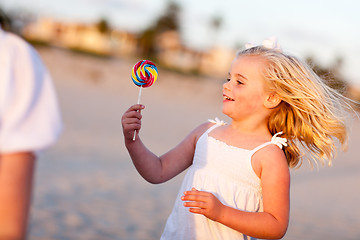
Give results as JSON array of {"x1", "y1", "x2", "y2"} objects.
[
  {"x1": 137, "y1": 86, "x2": 143, "y2": 105},
  {"x1": 133, "y1": 86, "x2": 143, "y2": 141}
]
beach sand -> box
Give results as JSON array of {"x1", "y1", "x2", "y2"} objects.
[{"x1": 28, "y1": 47, "x2": 360, "y2": 240}]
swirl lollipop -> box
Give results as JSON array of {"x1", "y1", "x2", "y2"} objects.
[
  {"x1": 131, "y1": 60, "x2": 158, "y2": 140},
  {"x1": 132, "y1": 60, "x2": 158, "y2": 88}
]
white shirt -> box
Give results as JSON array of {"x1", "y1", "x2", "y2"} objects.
[{"x1": 0, "y1": 28, "x2": 62, "y2": 153}]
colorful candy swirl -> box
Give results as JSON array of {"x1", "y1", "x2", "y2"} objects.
[{"x1": 131, "y1": 60, "x2": 158, "y2": 88}]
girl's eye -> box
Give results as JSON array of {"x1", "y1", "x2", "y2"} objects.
[{"x1": 225, "y1": 78, "x2": 243, "y2": 85}]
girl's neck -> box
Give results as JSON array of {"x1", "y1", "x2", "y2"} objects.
[{"x1": 230, "y1": 118, "x2": 270, "y2": 136}]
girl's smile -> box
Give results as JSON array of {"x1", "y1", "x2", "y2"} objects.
[
  {"x1": 222, "y1": 55, "x2": 269, "y2": 122},
  {"x1": 223, "y1": 93, "x2": 234, "y2": 102}
]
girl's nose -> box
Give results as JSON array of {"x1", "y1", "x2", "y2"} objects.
[{"x1": 223, "y1": 80, "x2": 231, "y2": 91}]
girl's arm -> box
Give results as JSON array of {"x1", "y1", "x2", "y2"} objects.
[
  {"x1": 0, "y1": 152, "x2": 36, "y2": 240},
  {"x1": 122, "y1": 104, "x2": 211, "y2": 184},
  {"x1": 182, "y1": 145, "x2": 290, "y2": 239}
]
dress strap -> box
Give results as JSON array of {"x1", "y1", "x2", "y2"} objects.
[
  {"x1": 250, "y1": 142, "x2": 274, "y2": 155},
  {"x1": 205, "y1": 118, "x2": 227, "y2": 134},
  {"x1": 249, "y1": 132, "x2": 288, "y2": 155},
  {"x1": 270, "y1": 132, "x2": 288, "y2": 149},
  {"x1": 208, "y1": 117, "x2": 226, "y2": 126}
]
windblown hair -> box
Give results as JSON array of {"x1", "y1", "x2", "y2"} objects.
[{"x1": 237, "y1": 46, "x2": 355, "y2": 168}]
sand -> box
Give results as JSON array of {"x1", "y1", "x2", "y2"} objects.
[{"x1": 28, "y1": 47, "x2": 360, "y2": 240}]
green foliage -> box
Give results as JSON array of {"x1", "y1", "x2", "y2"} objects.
[
  {"x1": 138, "y1": 1, "x2": 181, "y2": 58},
  {"x1": 96, "y1": 18, "x2": 111, "y2": 34},
  {"x1": 153, "y1": 1, "x2": 180, "y2": 33},
  {"x1": 138, "y1": 28, "x2": 156, "y2": 59},
  {"x1": 210, "y1": 15, "x2": 223, "y2": 32},
  {"x1": 0, "y1": 7, "x2": 12, "y2": 31}
]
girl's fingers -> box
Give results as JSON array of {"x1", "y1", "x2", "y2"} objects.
[
  {"x1": 183, "y1": 200, "x2": 206, "y2": 208},
  {"x1": 122, "y1": 116, "x2": 141, "y2": 125},
  {"x1": 125, "y1": 122, "x2": 141, "y2": 130},
  {"x1": 183, "y1": 189, "x2": 208, "y2": 198},
  {"x1": 127, "y1": 104, "x2": 145, "y2": 113},
  {"x1": 122, "y1": 105, "x2": 144, "y2": 122},
  {"x1": 181, "y1": 191, "x2": 208, "y2": 202},
  {"x1": 189, "y1": 208, "x2": 205, "y2": 215},
  {"x1": 181, "y1": 189, "x2": 223, "y2": 221},
  {"x1": 122, "y1": 105, "x2": 144, "y2": 126},
  {"x1": 122, "y1": 105, "x2": 145, "y2": 137},
  {"x1": 122, "y1": 118, "x2": 141, "y2": 130},
  {"x1": 123, "y1": 109, "x2": 143, "y2": 120}
]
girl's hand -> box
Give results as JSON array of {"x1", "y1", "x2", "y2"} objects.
[
  {"x1": 121, "y1": 104, "x2": 145, "y2": 141},
  {"x1": 181, "y1": 187, "x2": 224, "y2": 222}
]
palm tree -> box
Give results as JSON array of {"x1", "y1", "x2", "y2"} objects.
[
  {"x1": 0, "y1": 7, "x2": 12, "y2": 31},
  {"x1": 138, "y1": 0, "x2": 181, "y2": 58},
  {"x1": 209, "y1": 14, "x2": 223, "y2": 46},
  {"x1": 96, "y1": 18, "x2": 111, "y2": 34}
]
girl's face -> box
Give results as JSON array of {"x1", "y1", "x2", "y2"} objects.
[{"x1": 223, "y1": 55, "x2": 270, "y2": 121}]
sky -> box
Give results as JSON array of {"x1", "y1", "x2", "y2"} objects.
[{"x1": 1, "y1": 0, "x2": 360, "y2": 86}]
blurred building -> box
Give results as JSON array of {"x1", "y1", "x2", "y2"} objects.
[
  {"x1": 22, "y1": 17, "x2": 137, "y2": 56},
  {"x1": 156, "y1": 30, "x2": 234, "y2": 77},
  {"x1": 199, "y1": 47, "x2": 234, "y2": 77},
  {"x1": 156, "y1": 30, "x2": 202, "y2": 73},
  {"x1": 22, "y1": 17, "x2": 235, "y2": 78},
  {"x1": 110, "y1": 30, "x2": 137, "y2": 57}
]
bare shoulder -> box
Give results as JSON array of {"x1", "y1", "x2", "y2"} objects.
[
  {"x1": 264, "y1": 145, "x2": 288, "y2": 169},
  {"x1": 195, "y1": 121, "x2": 215, "y2": 132},
  {"x1": 191, "y1": 122, "x2": 215, "y2": 141},
  {"x1": 253, "y1": 144, "x2": 289, "y2": 178}
]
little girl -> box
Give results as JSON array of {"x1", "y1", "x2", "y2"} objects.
[{"x1": 121, "y1": 39, "x2": 353, "y2": 239}]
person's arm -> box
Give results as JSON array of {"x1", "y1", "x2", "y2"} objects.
[
  {"x1": 0, "y1": 30, "x2": 61, "y2": 240},
  {"x1": 0, "y1": 152, "x2": 36, "y2": 240},
  {"x1": 122, "y1": 104, "x2": 211, "y2": 184},
  {"x1": 182, "y1": 145, "x2": 290, "y2": 239}
]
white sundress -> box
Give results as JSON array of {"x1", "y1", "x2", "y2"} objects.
[{"x1": 161, "y1": 119, "x2": 287, "y2": 240}]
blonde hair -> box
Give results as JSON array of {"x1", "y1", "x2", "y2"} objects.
[{"x1": 237, "y1": 46, "x2": 355, "y2": 168}]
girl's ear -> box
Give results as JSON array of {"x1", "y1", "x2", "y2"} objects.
[{"x1": 264, "y1": 92, "x2": 282, "y2": 109}]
